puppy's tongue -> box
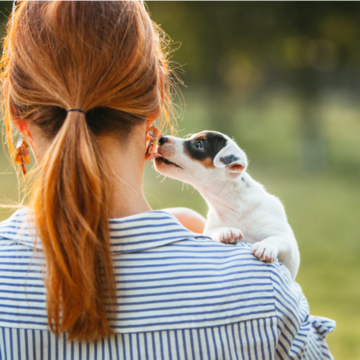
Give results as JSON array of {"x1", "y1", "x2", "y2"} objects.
[
  {"x1": 145, "y1": 128, "x2": 165, "y2": 162},
  {"x1": 146, "y1": 152, "x2": 163, "y2": 162}
]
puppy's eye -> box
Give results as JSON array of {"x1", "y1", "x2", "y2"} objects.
[{"x1": 195, "y1": 142, "x2": 203, "y2": 150}]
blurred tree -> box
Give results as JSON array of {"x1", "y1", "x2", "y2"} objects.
[
  {"x1": 147, "y1": 1, "x2": 360, "y2": 171},
  {"x1": 1, "y1": 2, "x2": 359, "y2": 170}
]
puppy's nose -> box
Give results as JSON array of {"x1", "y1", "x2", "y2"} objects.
[{"x1": 159, "y1": 136, "x2": 168, "y2": 146}]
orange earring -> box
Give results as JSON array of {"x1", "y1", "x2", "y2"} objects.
[
  {"x1": 145, "y1": 125, "x2": 162, "y2": 162},
  {"x1": 14, "y1": 138, "x2": 30, "y2": 175}
]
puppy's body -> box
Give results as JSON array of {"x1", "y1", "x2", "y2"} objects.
[
  {"x1": 202, "y1": 172, "x2": 299, "y2": 279},
  {"x1": 154, "y1": 131, "x2": 300, "y2": 280}
]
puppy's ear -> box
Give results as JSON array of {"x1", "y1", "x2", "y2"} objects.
[{"x1": 213, "y1": 142, "x2": 247, "y2": 174}]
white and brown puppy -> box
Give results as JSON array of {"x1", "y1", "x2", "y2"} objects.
[{"x1": 154, "y1": 131, "x2": 300, "y2": 280}]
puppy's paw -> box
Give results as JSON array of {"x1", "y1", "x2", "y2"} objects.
[
  {"x1": 252, "y1": 242, "x2": 278, "y2": 263},
  {"x1": 209, "y1": 227, "x2": 243, "y2": 245}
]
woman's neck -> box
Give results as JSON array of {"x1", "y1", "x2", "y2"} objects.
[
  {"x1": 99, "y1": 131, "x2": 152, "y2": 219},
  {"x1": 28, "y1": 121, "x2": 152, "y2": 219}
]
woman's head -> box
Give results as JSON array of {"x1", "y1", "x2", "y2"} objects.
[
  {"x1": 1, "y1": 1, "x2": 175, "y2": 341},
  {"x1": 3, "y1": 1, "x2": 171, "y2": 140}
]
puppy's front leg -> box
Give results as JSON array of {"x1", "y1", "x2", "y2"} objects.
[
  {"x1": 204, "y1": 227, "x2": 244, "y2": 244},
  {"x1": 252, "y1": 236, "x2": 299, "y2": 280}
]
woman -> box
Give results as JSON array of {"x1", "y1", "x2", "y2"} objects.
[{"x1": 0, "y1": 1, "x2": 334, "y2": 359}]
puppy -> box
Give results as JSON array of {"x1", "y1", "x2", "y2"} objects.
[{"x1": 154, "y1": 131, "x2": 300, "y2": 280}]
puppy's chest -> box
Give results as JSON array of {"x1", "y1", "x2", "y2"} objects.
[{"x1": 207, "y1": 202, "x2": 262, "y2": 242}]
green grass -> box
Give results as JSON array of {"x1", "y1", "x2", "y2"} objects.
[{"x1": 1, "y1": 91, "x2": 359, "y2": 359}]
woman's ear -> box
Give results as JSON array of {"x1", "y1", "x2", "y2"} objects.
[
  {"x1": 12, "y1": 119, "x2": 32, "y2": 141},
  {"x1": 12, "y1": 119, "x2": 35, "y2": 152}
]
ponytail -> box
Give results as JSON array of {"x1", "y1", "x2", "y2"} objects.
[
  {"x1": 2, "y1": 0, "x2": 176, "y2": 341},
  {"x1": 32, "y1": 111, "x2": 116, "y2": 340}
]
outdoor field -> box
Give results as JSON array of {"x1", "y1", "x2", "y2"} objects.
[
  {"x1": 1, "y1": 1, "x2": 360, "y2": 359},
  {"x1": 1, "y1": 91, "x2": 359, "y2": 359}
]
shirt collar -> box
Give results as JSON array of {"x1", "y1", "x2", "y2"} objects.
[{"x1": 0, "y1": 208, "x2": 207, "y2": 253}]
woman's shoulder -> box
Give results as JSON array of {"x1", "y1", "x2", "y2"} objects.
[
  {"x1": 0, "y1": 208, "x2": 36, "y2": 248},
  {"x1": 0, "y1": 208, "x2": 29, "y2": 232}
]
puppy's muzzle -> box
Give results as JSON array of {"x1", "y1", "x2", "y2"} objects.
[
  {"x1": 155, "y1": 136, "x2": 183, "y2": 169},
  {"x1": 159, "y1": 136, "x2": 168, "y2": 146}
]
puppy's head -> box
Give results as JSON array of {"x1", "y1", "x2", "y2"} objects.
[{"x1": 154, "y1": 131, "x2": 247, "y2": 186}]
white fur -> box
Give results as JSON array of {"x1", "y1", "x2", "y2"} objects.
[{"x1": 154, "y1": 131, "x2": 300, "y2": 280}]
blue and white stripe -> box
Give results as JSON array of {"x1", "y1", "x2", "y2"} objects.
[{"x1": 0, "y1": 208, "x2": 335, "y2": 359}]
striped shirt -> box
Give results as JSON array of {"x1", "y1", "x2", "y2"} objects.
[{"x1": 0, "y1": 208, "x2": 335, "y2": 359}]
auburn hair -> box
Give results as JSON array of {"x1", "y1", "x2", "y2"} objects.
[{"x1": 1, "y1": 1, "x2": 175, "y2": 341}]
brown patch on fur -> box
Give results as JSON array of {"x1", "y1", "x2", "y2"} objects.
[
  {"x1": 183, "y1": 147, "x2": 215, "y2": 168},
  {"x1": 194, "y1": 134, "x2": 207, "y2": 141},
  {"x1": 200, "y1": 157, "x2": 215, "y2": 168}
]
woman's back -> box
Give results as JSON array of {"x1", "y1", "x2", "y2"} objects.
[
  {"x1": 1, "y1": 0, "x2": 169, "y2": 341},
  {"x1": 0, "y1": 209, "x2": 335, "y2": 359}
]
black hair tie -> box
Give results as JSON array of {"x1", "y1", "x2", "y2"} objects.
[{"x1": 67, "y1": 108, "x2": 86, "y2": 115}]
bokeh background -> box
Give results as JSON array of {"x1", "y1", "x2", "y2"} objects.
[{"x1": 1, "y1": 2, "x2": 359, "y2": 359}]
